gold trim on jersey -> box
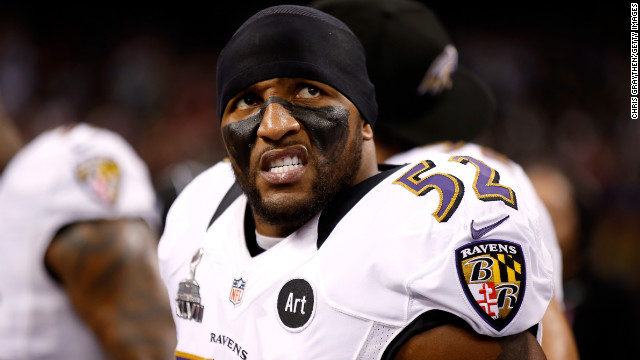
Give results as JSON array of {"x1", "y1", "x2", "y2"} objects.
[
  {"x1": 175, "y1": 350, "x2": 213, "y2": 360},
  {"x1": 393, "y1": 160, "x2": 464, "y2": 222},
  {"x1": 449, "y1": 155, "x2": 517, "y2": 209}
]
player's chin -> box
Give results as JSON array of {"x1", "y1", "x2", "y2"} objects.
[
  {"x1": 258, "y1": 185, "x2": 312, "y2": 209},
  {"x1": 255, "y1": 192, "x2": 322, "y2": 227}
]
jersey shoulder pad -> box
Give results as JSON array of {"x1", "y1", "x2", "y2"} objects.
[
  {"x1": 321, "y1": 154, "x2": 552, "y2": 335},
  {"x1": 158, "y1": 160, "x2": 235, "y2": 276}
]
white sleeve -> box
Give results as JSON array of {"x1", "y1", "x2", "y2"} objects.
[
  {"x1": 388, "y1": 144, "x2": 564, "y2": 302},
  {"x1": 319, "y1": 156, "x2": 554, "y2": 339},
  {"x1": 45, "y1": 124, "x2": 159, "y2": 232}
]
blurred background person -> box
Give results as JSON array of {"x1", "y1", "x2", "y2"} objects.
[
  {"x1": 0, "y1": 99, "x2": 176, "y2": 358},
  {"x1": 526, "y1": 162, "x2": 640, "y2": 359}
]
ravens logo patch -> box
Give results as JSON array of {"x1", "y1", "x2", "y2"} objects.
[
  {"x1": 76, "y1": 157, "x2": 120, "y2": 205},
  {"x1": 455, "y1": 240, "x2": 526, "y2": 331}
]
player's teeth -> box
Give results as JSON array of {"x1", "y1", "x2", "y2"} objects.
[
  {"x1": 269, "y1": 163, "x2": 303, "y2": 173},
  {"x1": 269, "y1": 156, "x2": 303, "y2": 173}
]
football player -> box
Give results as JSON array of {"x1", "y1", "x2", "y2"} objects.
[
  {"x1": 0, "y1": 102, "x2": 176, "y2": 359},
  {"x1": 159, "y1": 5, "x2": 553, "y2": 359}
]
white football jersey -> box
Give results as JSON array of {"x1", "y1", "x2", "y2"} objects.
[
  {"x1": 159, "y1": 153, "x2": 554, "y2": 360},
  {"x1": 0, "y1": 123, "x2": 158, "y2": 359},
  {"x1": 386, "y1": 141, "x2": 564, "y2": 301}
]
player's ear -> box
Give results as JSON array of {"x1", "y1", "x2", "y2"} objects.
[{"x1": 362, "y1": 119, "x2": 373, "y2": 141}]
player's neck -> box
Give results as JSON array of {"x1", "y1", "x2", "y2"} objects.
[
  {"x1": 254, "y1": 221, "x2": 296, "y2": 238},
  {"x1": 356, "y1": 139, "x2": 381, "y2": 181}
]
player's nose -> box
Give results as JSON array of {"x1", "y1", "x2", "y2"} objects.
[{"x1": 257, "y1": 102, "x2": 301, "y2": 141}]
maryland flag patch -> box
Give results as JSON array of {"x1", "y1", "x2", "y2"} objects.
[
  {"x1": 455, "y1": 240, "x2": 525, "y2": 331},
  {"x1": 76, "y1": 157, "x2": 120, "y2": 205}
]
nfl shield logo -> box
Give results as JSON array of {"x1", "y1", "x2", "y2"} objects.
[
  {"x1": 229, "y1": 278, "x2": 246, "y2": 306},
  {"x1": 455, "y1": 240, "x2": 526, "y2": 331}
]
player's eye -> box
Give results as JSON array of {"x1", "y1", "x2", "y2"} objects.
[
  {"x1": 236, "y1": 93, "x2": 259, "y2": 110},
  {"x1": 297, "y1": 85, "x2": 321, "y2": 99}
]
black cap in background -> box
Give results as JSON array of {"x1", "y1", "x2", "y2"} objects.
[{"x1": 309, "y1": 0, "x2": 496, "y2": 147}]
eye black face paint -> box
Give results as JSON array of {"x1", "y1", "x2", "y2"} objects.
[
  {"x1": 222, "y1": 113, "x2": 261, "y2": 172},
  {"x1": 222, "y1": 97, "x2": 351, "y2": 170},
  {"x1": 291, "y1": 104, "x2": 350, "y2": 162},
  {"x1": 261, "y1": 97, "x2": 293, "y2": 113}
]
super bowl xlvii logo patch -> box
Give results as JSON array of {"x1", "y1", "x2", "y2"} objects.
[
  {"x1": 229, "y1": 278, "x2": 246, "y2": 306},
  {"x1": 455, "y1": 240, "x2": 526, "y2": 331},
  {"x1": 176, "y1": 248, "x2": 205, "y2": 322},
  {"x1": 75, "y1": 157, "x2": 120, "y2": 205}
]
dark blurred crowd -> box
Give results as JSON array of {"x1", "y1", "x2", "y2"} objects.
[{"x1": 0, "y1": 1, "x2": 637, "y2": 356}]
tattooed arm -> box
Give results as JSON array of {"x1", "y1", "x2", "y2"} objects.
[
  {"x1": 45, "y1": 218, "x2": 176, "y2": 360},
  {"x1": 394, "y1": 325, "x2": 547, "y2": 360}
]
